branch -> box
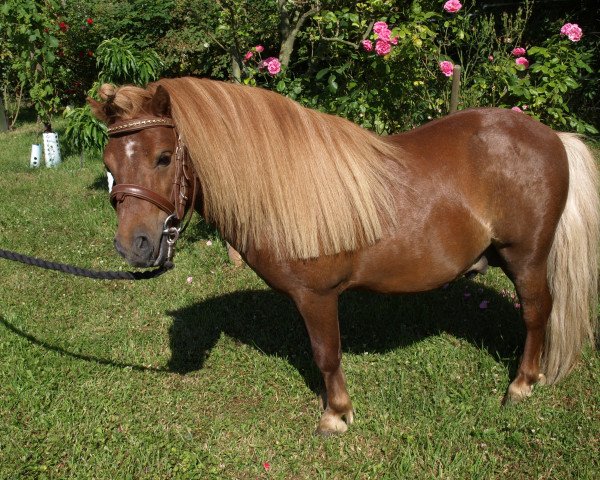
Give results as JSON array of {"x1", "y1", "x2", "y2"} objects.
[
  {"x1": 319, "y1": 20, "x2": 374, "y2": 50},
  {"x1": 361, "y1": 20, "x2": 374, "y2": 41},
  {"x1": 320, "y1": 36, "x2": 360, "y2": 49},
  {"x1": 204, "y1": 30, "x2": 228, "y2": 52},
  {"x1": 295, "y1": 6, "x2": 319, "y2": 33}
]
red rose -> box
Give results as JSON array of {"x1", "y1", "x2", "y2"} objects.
[{"x1": 86, "y1": 18, "x2": 93, "y2": 25}]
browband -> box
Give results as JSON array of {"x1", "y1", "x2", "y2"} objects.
[{"x1": 107, "y1": 117, "x2": 175, "y2": 135}]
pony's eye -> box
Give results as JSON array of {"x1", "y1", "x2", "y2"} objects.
[{"x1": 157, "y1": 152, "x2": 172, "y2": 167}]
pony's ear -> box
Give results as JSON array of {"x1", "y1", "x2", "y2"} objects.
[
  {"x1": 87, "y1": 97, "x2": 109, "y2": 123},
  {"x1": 151, "y1": 85, "x2": 171, "y2": 117}
]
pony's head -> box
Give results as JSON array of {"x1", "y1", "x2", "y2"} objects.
[{"x1": 89, "y1": 83, "x2": 195, "y2": 267}]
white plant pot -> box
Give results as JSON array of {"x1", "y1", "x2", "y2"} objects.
[
  {"x1": 30, "y1": 144, "x2": 42, "y2": 168},
  {"x1": 43, "y1": 132, "x2": 62, "y2": 167}
]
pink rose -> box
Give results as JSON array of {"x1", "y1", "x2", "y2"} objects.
[
  {"x1": 375, "y1": 40, "x2": 391, "y2": 56},
  {"x1": 255, "y1": 45, "x2": 265, "y2": 52},
  {"x1": 511, "y1": 47, "x2": 526, "y2": 57},
  {"x1": 264, "y1": 57, "x2": 281, "y2": 75},
  {"x1": 515, "y1": 57, "x2": 529, "y2": 69},
  {"x1": 569, "y1": 26, "x2": 583, "y2": 42},
  {"x1": 376, "y1": 26, "x2": 392, "y2": 42},
  {"x1": 488, "y1": 55, "x2": 494, "y2": 61},
  {"x1": 560, "y1": 23, "x2": 582, "y2": 42},
  {"x1": 511, "y1": 106, "x2": 523, "y2": 112},
  {"x1": 243, "y1": 51, "x2": 253, "y2": 62},
  {"x1": 443, "y1": 0, "x2": 462, "y2": 13},
  {"x1": 373, "y1": 21, "x2": 388, "y2": 35},
  {"x1": 439, "y1": 60, "x2": 454, "y2": 77},
  {"x1": 365, "y1": 21, "x2": 397, "y2": 56}
]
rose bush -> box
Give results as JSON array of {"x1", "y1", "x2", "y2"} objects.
[{"x1": 2, "y1": 0, "x2": 597, "y2": 143}]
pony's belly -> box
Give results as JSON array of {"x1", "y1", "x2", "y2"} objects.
[
  {"x1": 347, "y1": 228, "x2": 492, "y2": 293},
  {"x1": 351, "y1": 255, "x2": 489, "y2": 293},
  {"x1": 348, "y1": 262, "x2": 464, "y2": 293}
]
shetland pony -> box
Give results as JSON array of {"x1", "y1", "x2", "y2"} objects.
[{"x1": 89, "y1": 77, "x2": 598, "y2": 434}]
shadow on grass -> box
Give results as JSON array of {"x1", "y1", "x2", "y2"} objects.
[
  {"x1": 167, "y1": 275, "x2": 525, "y2": 393},
  {"x1": 1, "y1": 273, "x2": 524, "y2": 388},
  {"x1": 88, "y1": 172, "x2": 109, "y2": 191},
  {"x1": 0, "y1": 316, "x2": 169, "y2": 373}
]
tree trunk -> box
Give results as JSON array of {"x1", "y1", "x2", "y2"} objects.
[
  {"x1": 0, "y1": 96, "x2": 7, "y2": 132},
  {"x1": 0, "y1": 97, "x2": 8, "y2": 132},
  {"x1": 278, "y1": 1, "x2": 318, "y2": 68}
]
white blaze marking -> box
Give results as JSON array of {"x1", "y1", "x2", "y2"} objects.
[{"x1": 124, "y1": 138, "x2": 138, "y2": 160}]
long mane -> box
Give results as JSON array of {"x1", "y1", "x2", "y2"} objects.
[{"x1": 109, "y1": 77, "x2": 405, "y2": 260}]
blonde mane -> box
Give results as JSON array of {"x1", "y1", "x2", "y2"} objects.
[{"x1": 106, "y1": 77, "x2": 405, "y2": 260}]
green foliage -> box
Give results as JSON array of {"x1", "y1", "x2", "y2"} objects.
[
  {"x1": 0, "y1": 0, "x2": 62, "y2": 125},
  {"x1": 63, "y1": 37, "x2": 163, "y2": 156},
  {"x1": 511, "y1": 41, "x2": 597, "y2": 134},
  {"x1": 228, "y1": 0, "x2": 597, "y2": 135},
  {"x1": 96, "y1": 37, "x2": 163, "y2": 85},
  {"x1": 63, "y1": 104, "x2": 106, "y2": 155},
  {"x1": 1, "y1": 0, "x2": 598, "y2": 147}
]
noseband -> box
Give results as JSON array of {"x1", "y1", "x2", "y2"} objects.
[{"x1": 107, "y1": 117, "x2": 198, "y2": 266}]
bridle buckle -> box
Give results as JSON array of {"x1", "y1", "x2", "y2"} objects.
[{"x1": 163, "y1": 214, "x2": 181, "y2": 263}]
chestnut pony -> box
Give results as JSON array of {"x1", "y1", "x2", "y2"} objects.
[{"x1": 90, "y1": 77, "x2": 599, "y2": 434}]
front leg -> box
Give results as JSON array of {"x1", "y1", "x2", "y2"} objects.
[{"x1": 292, "y1": 290, "x2": 353, "y2": 434}]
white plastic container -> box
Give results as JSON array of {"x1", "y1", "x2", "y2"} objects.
[
  {"x1": 43, "y1": 132, "x2": 62, "y2": 167},
  {"x1": 30, "y1": 144, "x2": 42, "y2": 168}
]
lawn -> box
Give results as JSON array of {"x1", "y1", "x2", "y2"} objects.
[{"x1": 0, "y1": 119, "x2": 598, "y2": 479}]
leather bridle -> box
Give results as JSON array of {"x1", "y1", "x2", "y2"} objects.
[{"x1": 107, "y1": 117, "x2": 198, "y2": 266}]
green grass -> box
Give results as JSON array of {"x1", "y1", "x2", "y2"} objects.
[{"x1": 0, "y1": 119, "x2": 598, "y2": 479}]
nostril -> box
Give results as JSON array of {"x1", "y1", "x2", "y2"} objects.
[{"x1": 135, "y1": 235, "x2": 150, "y2": 252}]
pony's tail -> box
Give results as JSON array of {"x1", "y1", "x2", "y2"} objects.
[{"x1": 544, "y1": 133, "x2": 599, "y2": 384}]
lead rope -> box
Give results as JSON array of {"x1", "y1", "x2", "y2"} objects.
[
  {"x1": 0, "y1": 207, "x2": 182, "y2": 280},
  {"x1": 0, "y1": 247, "x2": 173, "y2": 280}
]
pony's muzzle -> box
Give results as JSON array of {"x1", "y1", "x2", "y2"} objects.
[{"x1": 114, "y1": 230, "x2": 161, "y2": 267}]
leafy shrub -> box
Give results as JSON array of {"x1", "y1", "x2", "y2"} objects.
[
  {"x1": 63, "y1": 36, "x2": 163, "y2": 157},
  {"x1": 3, "y1": 0, "x2": 598, "y2": 149}
]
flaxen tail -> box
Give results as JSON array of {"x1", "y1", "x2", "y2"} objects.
[{"x1": 544, "y1": 133, "x2": 599, "y2": 384}]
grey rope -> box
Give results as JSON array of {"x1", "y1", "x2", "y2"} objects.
[{"x1": 0, "y1": 248, "x2": 173, "y2": 280}]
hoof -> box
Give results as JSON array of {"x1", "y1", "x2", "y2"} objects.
[
  {"x1": 502, "y1": 385, "x2": 532, "y2": 405},
  {"x1": 226, "y1": 243, "x2": 244, "y2": 267},
  {"x1": 503, "y1": 375, "x2": 544, "y2": 405},
  {"x1": 502, "y1": 372, "x2": 548, "y2": 405},
  {"x1": 315, "y1": 409, "x2": 354, "y2": 436}
]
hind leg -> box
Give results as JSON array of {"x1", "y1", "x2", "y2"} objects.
[{"x1": 502, "y1": 259, "x2": 552, "y2": 403}]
